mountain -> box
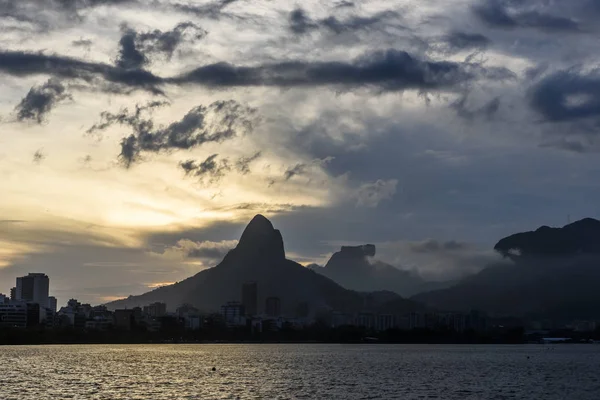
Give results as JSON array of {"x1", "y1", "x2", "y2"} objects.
[
  {"x1": 494, "y1": 218, "x2": 600, "y2": 257},
  {"x1": 413, "y1": 218, "x2": 600, "y2": 320},
  {"x1": 312, "y1": 244, "x2": 448, "y2": 297},
  {"x1": 106, "y1": 215, "x2": 420, "y2": 315}
]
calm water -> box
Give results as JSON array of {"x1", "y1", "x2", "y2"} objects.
[{"x1": 1, "y1": 344, "x2": 599, "y2": 399}]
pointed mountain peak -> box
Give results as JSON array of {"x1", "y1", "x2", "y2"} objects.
[
  {"x1": 245, "y1": 214, "x2": 274, "y2": 232},
  {"x1": 236, "y1": 214, "x2": 285, "y2": 260}
]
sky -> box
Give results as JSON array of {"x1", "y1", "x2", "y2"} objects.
[{"x1": 2, "y1": 0, "x2": 600, "y2": 306}]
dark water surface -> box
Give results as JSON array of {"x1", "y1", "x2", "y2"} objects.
[{"x1": 1, "y1": 344, "x2": 599, "y2": 399}]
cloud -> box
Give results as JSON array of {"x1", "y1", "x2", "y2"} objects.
[
  {"x1": 408, "y1": 239, "x2": 468, "y2": 253},
  {"x1": 451, "y1": 95, "x2": 501, "y2": 121},
  {"x1": 0, "y1": 0, "x2": 138, "y2": 32},
  {"x1": 179, "y1": 154, "x2": 230, "y2": 183},
  {"x1": 33, "y1": 149, "x2": 45, "y2": 164},
  {"x1": 166, "y1": 239, "x2": 238, "y2": 261},
  {"x1": 444, "y1": 31, "x2": 491, "y2": 52},
  {"x1": 288, "y1": 7, "x2": 399, "y2": 35},
  {"x1": 172, "y1": 0, "x2": 240, "y2": 20},
  {"x1": 355, "y1": 179, "x2": 398, "y2": 208},
  {"x1": 175, "y1": 49, "x2": 508, "y2": 92},
  {"x1": 87, "y1": 100, "x2": 257, "y2": 167},
  {"x1": 284, "y1": 157, "x2": 334, "y2": 180},
  {"x1": 529, "y1": 69, "x2": 600, "y2": 122},
  {"x1": 472, "y1": 0, "x2": 580, "y2": 32},
  {"x1": 116, "y1": 22, "x2": 206, "y2": 69},
  {"x1": 116, "y1": 27, "x2": 148, "y2": 69},
  {"x1": 14, "y1": 79, "x2": 72, "y2": 123},
  {"x1": 180, "y1": 151, "x2": 262, "y2": 183},
  {"x1": 0, "y1": 47, "x2": 511, "y2": 96},
  {"x1": 235, "y1": 151, "x2": 261, "y2": 174},
  {"x1": 288, "y1": 8, "x2": 318, "y2": 35},
  {"x1": 72, "y1": 38, "x2": 93, "y2": 49},
  {"x1": 0, "y1": 50, "x2": 163, "y2": 94},
  {"x1": 378, "y1": 239, "x2": 504, "y2": 281}
]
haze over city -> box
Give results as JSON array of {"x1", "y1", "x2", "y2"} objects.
[{"x1": 2, "y1": 0, "x2": 600, "y2": 308}]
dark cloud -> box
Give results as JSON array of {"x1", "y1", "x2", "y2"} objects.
[
  {"x1": 284, "y1": 157, "x2": 334, "y2": 180},
  {"x1": 180, "y1": 151, "x2": 262, "y2": 182},
  {"x1": 0, "y1": 0, "x2": 138, "y2": 32},
  {"x1": 235, "y1": 151, "x2": 261, "y2": 174},
  {"x1": 88, "y1": 100, "x2": 257, "y2": 167},
  {"x1": 116, "y1": 28, "x2": 148, "y2": 69},
  {"x1": 529, "y1": 69, "x2": 600, "y2": 122},
  {"x1": 172, "y1": 0, "x2": 239, "y2": 20},
  {"x1": 136, "y1": 22, "x2": 206, "y2": 59},
  {"x1": 444, "y1": 31, "x2": 491, "y2": 52},
  {"x1": 72, "y1": 38, "x2": 93, "y2": 48},
  {"x1": 179, "y1": 154, "x2": 230, "y2": 182},
  {"x1": 116, "y1": 22, "x2": 206, "y2": 69},
  {"x1": 451, "y1": 95, "x2": 501, "y2": 121},
  {"x1": 15, "y1": 79, "x2": 72, "y2": 123},
  {"x1": 539, "y1": 138, "x2": 591, "y2": 153},
  {"x1": 335, "y1": 1, "x2": 355, "y2": 8},
  {"x1": 289, "y1": 8, "x2": 318, "y2": 34},
  {"x1": 472, "y1": 0, "x2": 580, "y2": 32},
  {"x1": 0, "y1": 47, "x2": 511, "y2": 95},
  {"x1": 175, "y1": 49, "x2": 509, "y2": 92},
  {"x1": 33, "y1": 149, "x2": 45, "y2": 164},
  {"x1": 0, "y1": 50, "x2": 164, "y2": 94},
  {"x1": 288, "y1": 7, "x2": 398, "y2": 35}
]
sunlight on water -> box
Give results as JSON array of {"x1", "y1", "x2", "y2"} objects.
[{"x1": 1, "y1": 344, "x2": 600, "y2": 399}]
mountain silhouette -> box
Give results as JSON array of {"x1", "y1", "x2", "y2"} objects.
[
  {"x1": 494, "y1": 218, "x2": 600, "y2": 257},
  {"x1": 311, "y1": 244, "x2": 448, "y2": 297},
  {"x1": 106, "y1": 215, "x2": 419, "y2": 315},
  {"x1": 414, "y1": 218, "x2": 600, "y2": 320}
]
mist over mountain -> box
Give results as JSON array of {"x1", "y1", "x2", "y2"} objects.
[
  {"x1": 106, "y1": 215, "x2": 420, "y2": 315},
  {"x1": 413, "y1": 218, "x2": 600, "y2": 321},
  {"x1": 311, "y1": 245, "x2": 450, "y2": 297}
]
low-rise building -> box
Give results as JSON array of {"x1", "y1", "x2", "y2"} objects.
[
  {"x1": 143, "y1": 302, "x2": 167, "y2": 318},
  {"x1": 114, "y1": 309, "x2": 135, "y2": 331},
  {"x1": 0, "y1": 302, "x2": 39, "y2": 328},
  {"x1": 221, "y1": 301, "x2": 246, "y2": 327}
]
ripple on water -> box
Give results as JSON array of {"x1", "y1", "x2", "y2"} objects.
[{"x1": 1, "y1": 344, "x2": 600, "y2": 399}]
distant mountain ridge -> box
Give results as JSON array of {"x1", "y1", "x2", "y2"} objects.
[
  {"x1": 311, "y1": 244, "x2": 449, "y2": 297},
  {"x1": 494, "y1": 218, "x2": 600, "y2": 257},
  {"x1": 414, "y1": 218, "x2": 600, "y2": 320},
  {"x1": 106, "y1": 215, "x2": 420, "y2": 315}
]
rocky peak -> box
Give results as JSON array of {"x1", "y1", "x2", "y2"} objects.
[
  {"x1": 324, "y1": 244, "x2": 376, "y2": 271},
  {"x1": 235, "y1": 214, "x2": 285, "y2": 260},
  {"x1": 340, "y1": 244, "x2": 376, "y2": 258}
]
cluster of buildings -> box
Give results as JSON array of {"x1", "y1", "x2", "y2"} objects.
[
  {"x1": 4, "y1": 273, "x2": 597, "y2": 337},
  {"x1": 0, "y1": 273, "x2": 57, "y2": 328},
  {"x1": 330, "y1": 310, "x2": 489, "y2": 332},
  {"x1": 218, "y1": 282, "x2": 312, "y2": 332},
  {"x1": 0, "y1": 275, "x2": 488, "y2": 333}
]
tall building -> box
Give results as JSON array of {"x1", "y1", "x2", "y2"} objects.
[
  {"x1": 0, "y1": 293, "x2": 9, "y2": 304},
  {"x1": 9, "y1": 287, "x2": 16, "y2": 301},
  {"x1": 47, "y1": 296, "x2": 57, "y2": 313},
  {"x1": 242, "y1": 282, "x2": 258, "y2": 316},
  {"x1": 265, "y1": 297, "x2": 281, "y2": 317},
  {"x1": 16, "y1": 275, "x2": 34, "y2": 302},
  {"x1": 16, "y1": 273, "x2": 49, "y2": 306}
]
